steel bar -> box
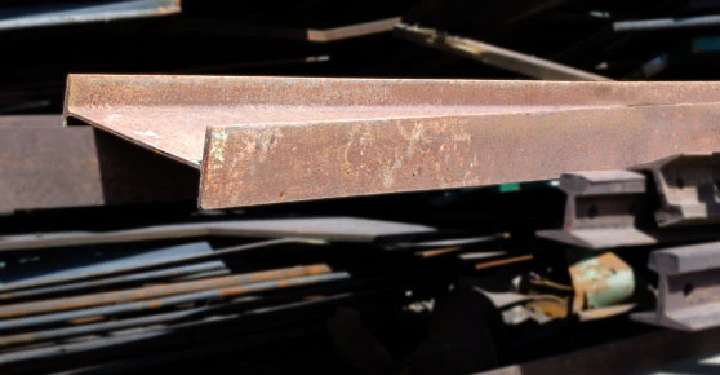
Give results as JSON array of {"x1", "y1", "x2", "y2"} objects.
[
  {"x1": 614, "y1": 15, "x2": 720, "y2": 32},
  {"x1": 0, "y1": 238, "x2": 321, "y2": 295},
  {"x1": 0, "y1": 0, "x2": 181, "y2": 30},
  {"x1": 0, "y1": 288, "x2": 359, "y2": 350},
  {"x1": 64, "y1": 75, "x2": 720, "y2": 167},
  {"x1": 1, "y1": 262, "x2": 227, "y2": 301},
  {"x1": 307, "y1": 17, "x2": 400, "y2": 42},
  {"x1": 0, "y1": 264, "x2": 332, "y2": 318},
  {"x1": 1, "y1": 242, "x2": 217, "y2": 286},
  {"x1": 4, "y1": 295, "x2": 351, "y2": 375},
  {"x1": 0, "y1": 217, "x2": 432, "y2": 252},
  {"x1": 394, "y1": 23, "x2": 608, "y2": 80},
  {"x1": 0, "y1": 272, "x2": 349, "y2": 333},
  {"x1": 200, "y1": 102, "x2": 720, "y2": 209},
  {"x1": 0, "y1": 127, "x2": 197, "y2": 212}
]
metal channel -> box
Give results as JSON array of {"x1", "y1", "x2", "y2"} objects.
[{"x1": 63, "y1": 75, "x2": 720, "y2": 166}]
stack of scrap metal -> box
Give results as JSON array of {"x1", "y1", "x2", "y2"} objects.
[{"x1": 0, "y1": 218, "x2": 513, "y2": 375}]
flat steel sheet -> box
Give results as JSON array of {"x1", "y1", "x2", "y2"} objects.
[
  {"x1": 64, "y1": 75, "x2": 720, "y2": 166},
  {"x1": 200, "y1": 103, "x2": 720, "y2": 208}
]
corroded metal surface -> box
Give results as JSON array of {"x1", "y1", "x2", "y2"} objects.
[
  {"x1": 64, "y1": 75, "x2": 720, "y2": 166},
  {"x1": 0, "y1": 127, "x2": 197, "y2": 212},
  {"x1": 0, "y1": 265, "x2": 330, "y2": 319},
  {"x1": 200, "y1": 103, "x2": 720, "y2": 209}
]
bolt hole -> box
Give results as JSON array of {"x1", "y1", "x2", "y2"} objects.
[
  {"x1": 676, "y1": 177, "x2": 685, "y2": 189},
  {"x1": 587, "y1": 205, "x2": 598, "y2": 219},
  {"x1": 684, "y1": 283, "x2": 694, "y2": 296},
  {"x1": 279, "y1": 190, "x2": 285, "y2": 199}
]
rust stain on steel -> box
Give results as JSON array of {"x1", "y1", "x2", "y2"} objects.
[
  {"x1": 475, "y1": 255, "x2": 533, "y2": 270},
  {"x1": 0, "y1": 127, "x2": 197, "y2": 212},
  {"x1": 200, "y1": 102, "x2": 720, "y2": 209},
  {"x1": 64, "y1": 75, "x2": 720, "y2": 166},
  {"x1": 0, "y1": 264, "x2": 330, "y2": 319}
]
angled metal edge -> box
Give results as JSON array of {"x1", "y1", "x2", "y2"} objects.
[{"x1": 199, "y1": 103, "x2": 720, "y2": 209}]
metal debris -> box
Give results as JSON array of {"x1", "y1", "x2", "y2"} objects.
[
  {"x1": 394, "y1": 23, "x2": 609, "y2": 81},
  {"x1": 0, "y1": 0, "x2": 181, "y2": 30}
]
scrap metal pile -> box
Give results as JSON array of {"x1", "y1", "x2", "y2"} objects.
[
  {"x1": 1, "y1": 76, "x2": 720, "y2": 375},
  {"x1": 5, "y1": 1, "x2": 720, "y2": 374}
]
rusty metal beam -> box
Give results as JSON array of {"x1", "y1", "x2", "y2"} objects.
[
  {"x1": 64, "y1": 75, "x2": 720, "y2": 166},
  {"x1": 64, "y1": 75, "x2": 720, "y2": 209},
  {"x1": 0, "y1": 127, "x2": 197, "y2": 213},
  {"x1": 200, "y1": 103, "x2": 720, "y2": 209},
  {"x1": 394, "y1": 23, "x2": 609, "y2": 81}
]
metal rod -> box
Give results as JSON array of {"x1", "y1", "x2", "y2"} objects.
[
  {"x1": 0, "y1": 265, "x2": 333, "y2": 319},
  {"x1": 0, "y1": 238, "x2": 323, "y2": 294},
  {"x1": 0, "y1": 273, "x2": 349, "y2": 333},
  {"x1": 394, "y1": 23, "x2": 608, "y2": 81}
]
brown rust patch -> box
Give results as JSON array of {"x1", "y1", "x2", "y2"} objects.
[
  {"x1": 475, "y1": 255, "x2": 533, "y2": 270},
  {"x1": 0, "y1": 264, "x2": 331, "y2": 318},
  {"x1": 70, "y1": 316, "x2": 104, "y2": 325}
]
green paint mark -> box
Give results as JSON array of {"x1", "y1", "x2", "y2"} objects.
[{"x1": 499, "y1": 183, "x2": 521, "y2": 193}]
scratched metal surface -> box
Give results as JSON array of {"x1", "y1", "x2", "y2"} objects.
[
  {"x1": 64, "y1": 75, "x2": 720, "y2": 166},
  {"x1": 200, "y1": 103, "x2": 720, "y2": 209}
]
